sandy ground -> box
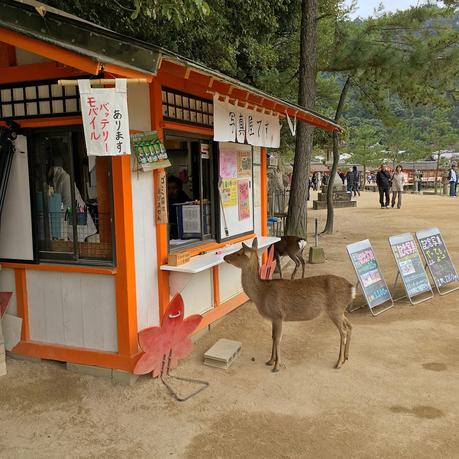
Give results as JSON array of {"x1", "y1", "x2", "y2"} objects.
[{"x1": 2, "y1": 191, "x2": 459, "y2": 458}]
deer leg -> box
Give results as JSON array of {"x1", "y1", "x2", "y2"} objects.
[
  {"x1": 275, "y1": 253, "x2": 283, "y2": 279},
  {"x1": 297, "y1": 254, "x2": 306, "y2": 278},
  {"x1": 289, "y1": 254, "x2": 300, "y2": 280},
  {"x1": 343, "y1": 316, "x2": 352, "y2": 361},
  {"x1": 266, "y1": 321, "x2": 276, "y2": 366},
  {"x1": 272, "y1": 320, "x2": 283, "y2": 373},
  {"x1": 329, "y1": 315, "x2": 346, "y2": 369}
]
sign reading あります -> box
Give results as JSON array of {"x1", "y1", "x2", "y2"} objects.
[{"x1": 78, "y1": 79, "x2": 131, "y2": 156}]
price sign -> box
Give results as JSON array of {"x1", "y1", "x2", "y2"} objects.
[
  {"x1": 389, "y1": 233, "x2": 433, "y2": 302},
  {"x1": 416, "y1": 228, "x2": 458, "y2": 293},
  {"x1": 347, "y1": 240, "x2": 393, "y2": 313}
]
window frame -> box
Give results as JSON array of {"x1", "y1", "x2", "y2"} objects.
[
  {"x1": 164, "y1": 130, "x2": 216, "y2": 253},
  {"x1": 27, "y1": 125, "x2": 116, "y2": 267}
]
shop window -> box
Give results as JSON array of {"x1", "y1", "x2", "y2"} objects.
[
  {"x1": 165, "y1": 133, "x2": 214, "y2": 251},
  {"x1": 30, "y1": 128, "x2": 114, "y2": 264},
  {"x1": 0, "y1": 80, "x2": 81, "y2": 120},
  {"x1": 162, "y1": 88, "x2": 213, "y2": 127}
]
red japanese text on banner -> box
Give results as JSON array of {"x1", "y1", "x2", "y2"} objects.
[{"x1": 78, "y1": 79, "x2": 131, "y2": 156}]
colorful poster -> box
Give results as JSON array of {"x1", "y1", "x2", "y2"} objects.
[
  {"x1": 131, "y1": 131, "x2": 171, "y2": 171},
  {"x1": 238, "y1": 179, "x2": 250, "y2": 220},
  {"x1": 78, "y1": 79, "x2": 131, "y2": 156},
  {"x1": 220, "y1": 150, "x2": 237, "y2": 178},
  {"x1": 220, "y1": 179, "x2": 237, "y2": 207},
  {"x1": 237, "y1": 150, "x2": 252, "y2": 177}
]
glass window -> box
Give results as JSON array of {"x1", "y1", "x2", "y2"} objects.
[
  {"x1": 30, "y1": 128, "x2": 114, "y2": 264},
  {"x1": 165, "y1": 133, "x2": 214, "y2": 251}
]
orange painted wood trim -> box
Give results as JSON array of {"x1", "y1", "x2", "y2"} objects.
[
  {"x1": 183, "y1": 233, "x2": 256, "y2": 257},
  {"x1": 0, "y1": 61, "x2": 86, "y2": 84},
  {"x1": 260, "y1": 147, "x2": 268, "y2": 237},
  {"x1": 11, "y1": 341, "x2": 141, "y2": 372},
  {"x1": 0, "y1": 116, "x2": 83, "y2": 129},
  {"x1": 112, "y1": 155, "x2": 138, "y2": 357},
  {"x1": 2, "y1": 262, "x2": 116, "y2": 275},
  {"x1": 150, "y1": 78, "x2": 171, "y2": 320},
  {"x1": 161, "y1": 120, "x2": 213, "y2": 138},
  {"x1": 0, "y1": 27, "x2": 100, "y2": 75},
  {"x1": 212, "y1": 266, "x2": 220, "y2": 307},
  {"x1": 14, "y1": 269, "x2": 30, "y2": 341},
  {"x1": 195, "y1": 292, "x2": 248, "y2": 332},
  {"x1": 0, "y1": 42, "x2": 16, "y2": 67}
]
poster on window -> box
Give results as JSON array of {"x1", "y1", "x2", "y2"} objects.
[
  {"x1": 220, "y1": 149, "x2": 237, "y2": 179},
  {"x1": 238, "y1": 179, "x2": 250, "y2": 220},
  {"x1": 237, "y1": 150, "x2": 252, "y2": 177},
  {"x1": 78, "y1": 79, "x2": 131, "y2": 156},
  {"x1": 220, "y1": 179, "x2": 237, "y2": 207}
]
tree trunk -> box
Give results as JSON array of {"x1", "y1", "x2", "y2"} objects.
[
  {"x1": 322, "y1": 76, "x2": 351, "y2": 234},
  {"x1": 285, "y1": 0, "x2": 317, "y2": 239}
]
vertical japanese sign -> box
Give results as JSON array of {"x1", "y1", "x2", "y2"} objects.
[
  {"x1": 156, "y1": 169, "x2": 168, "y2": 224},
  {"x1": 78, "y1": 79, "x2": 131, "y2": 156}
]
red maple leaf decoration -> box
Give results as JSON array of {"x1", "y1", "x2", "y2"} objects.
[
  {"x1": 133, "y1": 294, "x2": 202, "y2": 378},
  {"x1": 259, "y1": 245, "x2": 276, "y2": 280},
  {"x1": 0, "y1": 292, "x2": 12, "y2": 318}
]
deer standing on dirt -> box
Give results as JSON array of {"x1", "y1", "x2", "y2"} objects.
[
  {"x1": 224, "y1": 238, "x2": 354, "y2": 372},
  {"x1": 273, "y1": 236, "x2": 306, "y2": 279}
]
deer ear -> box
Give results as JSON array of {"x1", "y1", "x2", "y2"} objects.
[
  {"x1": 242, "y1": 242, "x2": 249, "y2": 250},
  {"x1": 251, "y1": 237, "x2": 258, "y2": 250}
]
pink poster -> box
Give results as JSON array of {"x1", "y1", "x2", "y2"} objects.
[
  {"x1": 238, "y1": 179, "x2": 250, "y2": 220},
  {"x1": 219, "y1": 150, "x2": 237, "y2": 179}
]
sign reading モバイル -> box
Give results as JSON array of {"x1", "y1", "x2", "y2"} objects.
[
  {"x1": 213, "y1": 93, "x2": 281, "y2": 148},
  {"x1": 78, "y1": 79, "x2": 131, "y2": 156}
]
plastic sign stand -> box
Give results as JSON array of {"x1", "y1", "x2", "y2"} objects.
[
  {"x1": 416, "y1": 228, "x2": 459, "y2": 296},
  {"x1": 389, "y1": 233, "x2": 434, "y2": 305},
  {"x1": 347, "y1": 239, "x2": 394, "y2": 316}
]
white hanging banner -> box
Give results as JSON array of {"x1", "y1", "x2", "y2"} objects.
[
  {"x1": 213, "y1": 93, "x2": 281, "y2": 148},
  {"x1": 286, "y1": 111, "x2": 297, "y2": 136},
  {"x1": 213, "y1": 93, "x2": 236, "y2": 142},
  {"x1": 78, "y1": 79, "x2": 131, "y2": 156}
]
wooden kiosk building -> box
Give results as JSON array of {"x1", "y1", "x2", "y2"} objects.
[{"x1": 0, "y1": 0, "x2": 341, "y2": 375}]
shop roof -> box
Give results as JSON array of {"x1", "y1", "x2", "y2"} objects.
[{"x1": 0, "y1": 0, "x2": 343, "y2": 133}]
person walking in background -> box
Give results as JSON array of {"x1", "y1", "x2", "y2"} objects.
[
  {"x1": 346, "y1": 167, "x2": 353, "y2": 194},
  {"x1": 391, "y1": 165, "x2": 405, "y2": 208},
  {"x1": 376, "y1": 164, "x2": 391, "y2": 208},
  {"x1": 448, "y1": 163, "x2": 457, "y2": 198},
  {"x1": 351, "y1": 165, "x2": 360, "y2": 197}
]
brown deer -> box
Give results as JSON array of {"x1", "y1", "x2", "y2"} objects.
[
  {"x1": 273, "y1": 236, "x2": 306, "y2": 279},
  {"x1": 224, "y1": 238, "x2": 354, "y2": 372}
]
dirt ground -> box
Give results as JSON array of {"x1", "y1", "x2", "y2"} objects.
[{"x1": 2, "y1": 191, "x2": 459, "y2": 458}]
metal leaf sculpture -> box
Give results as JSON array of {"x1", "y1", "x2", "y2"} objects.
[
  {"x1": 259, "y1": 245, "x2": 276, "y2": 280},
  {"x1": 134, "y1": 293, "x2": 202, "y2": 378}
]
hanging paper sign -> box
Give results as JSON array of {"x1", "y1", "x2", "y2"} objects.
[
  {"x1": 213, "y1": 94, "x2": 280, "y2": 147},
  {"x1": 78, "y1": 79, "x2": 131, "y2": 156},
  {"x1": 131, "y1": 131, "x2": 171, "y2": 171},
  {"x1": 237, "y1": 179, "x2": 250, "y2": 220},
  {"x1": 156, "y1": 169, "x2": 168, "y2": 224}
]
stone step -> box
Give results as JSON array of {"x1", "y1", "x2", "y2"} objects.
[{"x1": 313, "y1": 200, "x2": 357, "y2": 210}]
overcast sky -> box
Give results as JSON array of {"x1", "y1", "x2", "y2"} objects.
[{"x1": 348, "y1": 0, "x2": 424, "y2": 18}]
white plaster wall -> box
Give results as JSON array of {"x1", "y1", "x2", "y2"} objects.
[
  {"x1": 169, "y1": 271, "x2": 213, "y2": 316},
  {"x1": 27, "y1": 270, "x2": 117, "y2": 351},
  {"x1": 128, "y1": 83, "x2": 160, "y2": 329},
  {"x1": 14, "y1": 48, "x2": 50, "y2": 65},
  {"x1": 0, "y1": 268, "x2": 17, "y2": 315}
]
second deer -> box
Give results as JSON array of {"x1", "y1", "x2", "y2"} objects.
[
  {"x1": 273, "y1": 235, "x2": 306, "y2": 279},
  {"x1": 224, "y1": 238, "x2": 354, "y2": 372}
]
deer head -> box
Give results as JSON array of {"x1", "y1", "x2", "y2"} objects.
[{"x1": 224, "y1": 238, "x2": 259, "y2": 270}]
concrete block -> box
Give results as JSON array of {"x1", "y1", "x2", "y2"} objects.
[
  {"x1": 309, "y1": 246, "x2": 326, "y2": 264},
  {"x1": 6, "y1": 351, "x2": 42, "y2": 363},
  {"x1": 66, "y1": 362, "x2": 112, "y2": 379},
  {"x1": 204, "y1": 338, "x2": 241, "y2": 369},
  {"x1": 112, "y1": 369, "x2": 138, "y2": 386}
]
